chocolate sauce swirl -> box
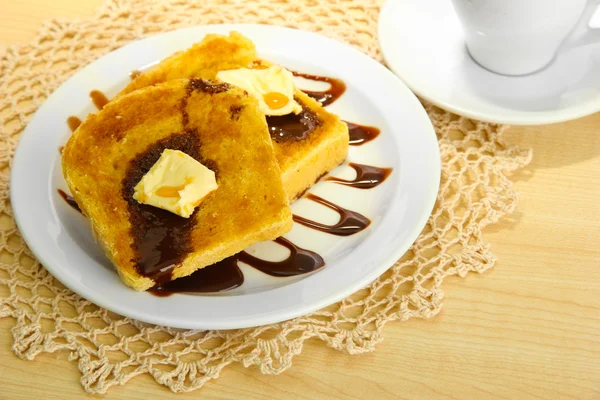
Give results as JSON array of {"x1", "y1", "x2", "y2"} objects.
[
  {"x1": 345, "y1": 121, "x2": 380, "y2": 146},
  {"x1": 292, "y1": 71, "x2": 346, "y2": 106},
  {"x1": 326, "y1": 163, "x2": 392, "y2": 189},
  {"x1": 266, "y1": 100, "x2": 321, "y2": 142},
  {"x1": 238, "y1": 237, "x2": 324, "y2": 277},
  {"x1": 293, "y1": 194, "x2": 370, "y2": 236}
]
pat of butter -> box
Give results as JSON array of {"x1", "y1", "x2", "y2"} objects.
[
  {"x1": 216, "y1": 65, "x2": 302, "y2": 116},
  {"x1": 133, "y1": 149, "x2": 217, "y2": 218}
]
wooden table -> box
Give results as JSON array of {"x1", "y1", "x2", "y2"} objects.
[{"x1": 1, "y1": 2, "x2": 599, "y2": 399}]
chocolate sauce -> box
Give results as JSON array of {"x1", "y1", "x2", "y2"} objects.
[
  {"x1": 292, "y1": 71, "x2": 346, "y2": 106},
  {"x1": 266, "y1": 100, "x2": 322, "y2": 142},
  {"x1": 129, "y1": 70, "x2": 142, "y2": 80},
  {"x1": 120, "y1": 79, "x2": 231, "y2": 284},
  {"x1": 238, "y1": 237, "x2": 324, "y2": 277},
  {"x1": 149, "y1": 256, "x2": 244, "y2": 296},
  {"x1": 149, "y1": 237, "x2": 324, "y2": 296},
  {"x1": 187, "y1": 79, "x2": 230, "y2": 94},
  {"x1": 293, "y1": 194, "x2": 370, "y2": 236},
  {"x1": 57, "y1": 189, "x2": 82, "y2": 214},
  {"x1": 122, "y1": 130, "x2": 215, "y2": 283},
  {"x1": 326, "y1": 163, "x2": 392, "y2": 189},
  {"x1": 90, "y1": 90, "x2": 109, "y2": 110},
  {"x1": 67, "y1": 116, "x2": 82, "y2": 132},
  {"x1": 345, "y1": 121, "x2": 380, "y2": 146}
]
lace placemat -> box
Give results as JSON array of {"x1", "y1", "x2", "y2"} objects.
[{"x1": 0, "y1": 0, "x2": 532, "y2": 394}]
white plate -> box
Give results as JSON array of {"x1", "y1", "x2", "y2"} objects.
[
  {"x1": 11, "y1": 24, "x2": 440, "y2": 330},
  {"x1": 379, "y1": 0, "x2": 600, "y2": 125}
]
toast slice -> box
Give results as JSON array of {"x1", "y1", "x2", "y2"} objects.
[
  {"x1": 268, "y1": 90, "x2": 348, "y2": 201},
  {"x1": 121, "y1": 32, "x2": 257, "y2": 96},
  {"x1": 119, "y1": 31, "x2": 349, "y2": 202},
  {"x1": 62, "y1": 78, "x2": 292, "y2": 291}
]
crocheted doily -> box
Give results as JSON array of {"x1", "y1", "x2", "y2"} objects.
[{"x1": 0, "y1": 0, "x2": 531, "y2": 394}]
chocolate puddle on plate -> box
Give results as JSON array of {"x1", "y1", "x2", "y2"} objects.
[{"x1": 150, "y1": 237, "x2": 324, "y2": 297}]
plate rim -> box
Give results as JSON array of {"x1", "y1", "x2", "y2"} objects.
[
  {"x1": 378, "y1": 0, "x2": 600, "y2": 126},
  {"x1": 10, "y1": 23, "x2": 440, "y2": 329}
]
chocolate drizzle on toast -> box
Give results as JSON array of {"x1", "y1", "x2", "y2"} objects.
[
  {"x1": 180, "y1": 79, "x2": 231, "y2": 126},
  {"x1": 266, "y1": 70, "x2": 345, "y2": 142},
  {"x1": 122, "y1": 130, "x2": 214, "y2": 283},
  {"x1": 122, "y1": 79, "x2": 228, "y2": 283},
  {"x1": 266, "y1": 99, "x2": 322, "y2": 142}
]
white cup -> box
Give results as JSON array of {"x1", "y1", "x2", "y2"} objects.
[{"x1": 450, "y1": 0, "x2": 600, "y2": 76}]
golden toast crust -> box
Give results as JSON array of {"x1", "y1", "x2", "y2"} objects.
[
  {"x1": 119, "y1": 32, "x2": 257, "y2": 97},
  {"x1": 274, "y1": 91, "x2": 349, "y2": 201}
]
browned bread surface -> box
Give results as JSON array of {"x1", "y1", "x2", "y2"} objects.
[
  {"x1": 62, "y1": 79, "x2": 292, "y2": 291},
  {"x1": 121, "y1": 31, "x2": 349, "y2": 201},
  {"x1": 276, "y1": 91, "x2": 348, "y2": 202},
  {"x1": 119, "y1": 31, "x2": 257, "y2": 97}
]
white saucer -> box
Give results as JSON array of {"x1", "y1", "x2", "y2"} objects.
[
  {"x1": 379, "y1": 0, "x2": 600, "y2": 125},
  {"x1": 11, "y1": 24, "x2": 440, "y2": 330}
]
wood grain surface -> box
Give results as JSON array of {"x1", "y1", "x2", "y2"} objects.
[{"x1": 0, "y1": 1, "x2": 599, "y2": 399}]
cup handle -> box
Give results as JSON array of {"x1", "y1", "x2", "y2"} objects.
[{"x1": 560, "y1": 0, "x2": 600, "y2": 51}]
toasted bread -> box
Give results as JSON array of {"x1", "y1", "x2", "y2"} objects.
[
  {"x1": 63, "y1": 78, "x2": 292, "y2": 291},
  {"x1": 269, "y1": 91, "x2": 348, "y2": 201},
  {"x1": 120, "y1": 31, "x2": 257, "y2": 96},
  {"x1": 120, "y1": 31, "x2": 349, "y2": 202}
]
